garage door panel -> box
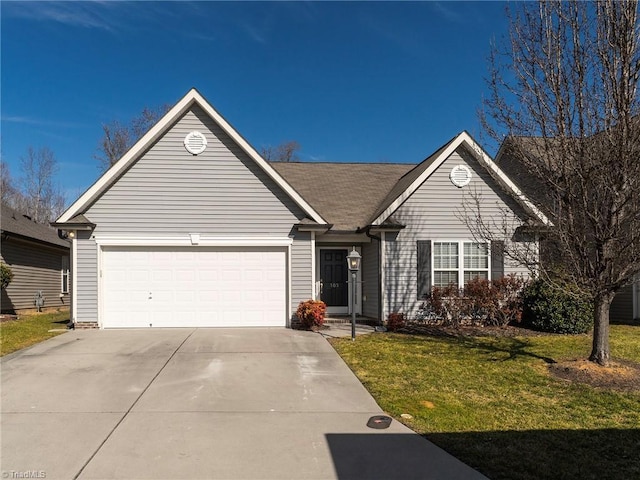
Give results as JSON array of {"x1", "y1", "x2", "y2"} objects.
[{"x1": 102, "y1": 247, "x2": 286, "y2": 328}]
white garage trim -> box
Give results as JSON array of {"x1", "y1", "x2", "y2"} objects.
[
  {"x1": 98, "y1": 245, "x2": 289, "y2": 328},
  {"x1": 94, "y1": 235, "x2": 293, "y2": 247},
  {"x1": 71, "y1": 236, "x2": 78, "y2": 323},
  {"x1": 311, "y1": 232, "x2": 316, "y2": 298}
]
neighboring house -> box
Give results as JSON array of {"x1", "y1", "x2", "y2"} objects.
[
  {"x1": 610, "y1": 276, "x2": 640, "y2": 322},
  {"x1": 53, "y1": 88, "x2": 547, "y2": 329},
  {"x1": 1, "y1": 203, "x2": 71, "y2": 313},
  {"x1": 495, "y1": 140, "x2": 640, "y2": 323}
]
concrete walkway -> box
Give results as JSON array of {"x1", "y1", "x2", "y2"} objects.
[
  {"x1": 318, "y1": 322, "x2": 377, "y2": 339},
  {"x1": 1, "y1": 328, "x2": 486, "y2": 480}
]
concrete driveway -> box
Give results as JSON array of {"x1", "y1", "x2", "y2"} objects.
[{"x1": 1, "y1": 328, "x2": 486, "y2": 480}]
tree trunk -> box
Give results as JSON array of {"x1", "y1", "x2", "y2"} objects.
[{"x1": 589, "y1": 292, "x2": 615, "y2": 366}]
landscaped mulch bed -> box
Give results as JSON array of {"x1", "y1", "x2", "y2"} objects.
[{"x1": 549, "y1": 358, "x2": 640, "y2": 392}]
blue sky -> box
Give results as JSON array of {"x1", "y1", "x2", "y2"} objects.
[{"x1": 1, "y1": 1, "x2": 509, "y2": 204}]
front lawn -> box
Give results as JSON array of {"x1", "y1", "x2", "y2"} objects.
[
  {"x1": 330, "y1": 325, "x2": 640, "y2": 480},
  {"x1": 0, "y1": 310, "x2": 70, "y2": 356}
]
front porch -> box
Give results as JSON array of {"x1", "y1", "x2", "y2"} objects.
[{"x1": 312, "y1": 237, "x2": 381, "y2": 321}]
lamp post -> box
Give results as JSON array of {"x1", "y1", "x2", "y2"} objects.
[{"x1": 346, "y1": 247, "x2": 361, "y2": 341}]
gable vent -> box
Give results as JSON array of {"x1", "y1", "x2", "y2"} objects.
[
  {"x1": 184, "y1": 131, "x2": 208, "y2": 155},
  {"x1": 450, "y1": 165, "x2": 472, "y2": 188}
]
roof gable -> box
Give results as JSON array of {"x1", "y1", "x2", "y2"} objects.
[
  {"x1": 369, "y1": 131, "x2": 551, "y2": 227},
  {"x1": 56, "y1": 89, "x2": 326, "y2": 225},
  {"x1": 367, "y1": 135, "x2": 458, "y2": 224}
]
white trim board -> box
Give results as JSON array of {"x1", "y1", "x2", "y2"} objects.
[
  {"x1": 371, "y1": 131, "x2": 552, "y2": 228},
  {"x1": 311, "y1": 232, "x2": 316, "y2": 299},
  {"x1": 93, "y1": 236, "x2": 294, "y2": 247},
  {"x1": 380, "y1": 231, "x2": 386, "y2": 321},
  {"x1": 71, "y1": 236, "x2": 78, "y2": 323},
  {"x1": 56, "y1": 88, "x2": 327, "y2": 226}
]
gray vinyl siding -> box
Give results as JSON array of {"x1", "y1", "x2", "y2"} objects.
[
  {"x1": 384, "y1": 146, "x2": 532, "y2": 320},
  {"x1": 76, "y1": 105, "x2": 310, "y2": 326},
  {"x1": 85, "y1": 106, "x2": 305, "y2": 237},
  {"x1": 290, "y1": 232, "x2": 313, "y2": 321},
  {"x1": 611, "y1": 285, "x2": 633, "y2": 322},
  {"x1": 75, "y1": 230, "x2": 98, "y2": 323},
  {"x1": 0, "y1": 239, "x2": 69, "y2": 312},
  {"x1": 361, "y1": 239, "x2": 379, "y2": 319}
]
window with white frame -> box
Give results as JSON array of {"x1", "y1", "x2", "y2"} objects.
[
  {"x1": 61, "y1": 256, "x2": 70, "y2": 294},
  {"x1": 433, "y1": 241, "x2": 489, "y2": 288}
]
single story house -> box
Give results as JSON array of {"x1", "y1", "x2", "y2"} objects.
[
  {"x1": 1, "y1": 202, "x2": 71, "y2": 313},
  {"x1": 54, "y1": 88, "x2": 549, "y2": 329}
]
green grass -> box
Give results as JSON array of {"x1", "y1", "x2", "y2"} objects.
[
  {"x1": 330, "y1": 325, "x2": 640, "y2": 480},
  {"x1": 0, "y1": 310, "x2": 70, "y2": 356}
]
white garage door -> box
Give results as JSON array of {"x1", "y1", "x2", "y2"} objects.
[{"x1": 102, "y1": 247, "x2": 287, "y2": 328}]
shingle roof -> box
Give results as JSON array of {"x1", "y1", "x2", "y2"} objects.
[
  {"x1": 270, "y1": 162, "x2": 415, "y2": 231},
  {"x1": 1, "y1": 203, "x2": 70, "y2": 249},
  {"x1": 495, "y1": 136, "x2": 554, "y2": 217},
  {"x1": 274, "y1": 131, "x2": 550, "y2": 231}
]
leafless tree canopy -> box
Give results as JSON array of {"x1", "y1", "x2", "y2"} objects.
[
  {"x1": 478, "y1": 0, "x2": 640, "y2": 365},
  {"x1": 1, "y1": 161, "x2": 19, "y2": 205},
  {"x1": 261, "y1": 141, "x2": 301, "y2": 162},
  {"x1": 95, "y1": 105, "x2": 170, "y2": 172},
  {"x1": 1, "y1": 147, "x2": 67, "y2": 224}
]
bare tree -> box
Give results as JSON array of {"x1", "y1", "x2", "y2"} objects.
[
  {"x1": 478, "y1": 1, "x2": 640, "y2": 365},
  {"x1": 261, "y1": 141, "x2": 301, "y2": 162},
  {"x1": 95, "y1": 105, "x2": 170, "y2": 172},
  {"x1": 1, "y1": 161, "x2": 20, "y2": 205},
  {"x1": 19, "y1": 147, "x2": 66, "y2": 224}
]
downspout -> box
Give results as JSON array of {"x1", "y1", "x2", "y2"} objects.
[{"x1": 363, "y1": 226, "x2": 383, "y2": 326}]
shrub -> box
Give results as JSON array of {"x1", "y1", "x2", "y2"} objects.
[
  {"x1": 472, "y1": 275, "x2": 527, "y2": 326},
  {"x1": 420, "y1": 275, "x2": 527, "y2": 327},
  {"x1": 428, "y1": 284, "x2": 464, "y2": 327},
  {"x1": 386, "y1": 312, "x2": 405, "y2": 332},
  {"x1": 296, "y1": 300, "x2": 327, "y2": 330},
  {"x1": 1, "y1": 263, "x2": 13, "y2": 290},
  {"x1": 522, "y1": 279, "x2": 592, "y2": 334}
]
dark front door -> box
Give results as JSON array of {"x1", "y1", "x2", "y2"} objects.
[{"x1": 320, "y1": 249, "x2": 348, "y2": 307}]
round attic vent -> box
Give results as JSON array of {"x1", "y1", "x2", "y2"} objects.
[
  {"x1": 184, "y1": 131, "x2": 207, "y2": 155},
  {"x1": 450, "y1": 165, "x2": 472, "y2": 188}
]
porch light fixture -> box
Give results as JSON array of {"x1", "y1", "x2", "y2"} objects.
[
  {"x1": 346, "y1": 247, "x2": 361, "y2": 341},
  {"x1": 347, "y1": 248, "x2": 361, "y2": 272}
]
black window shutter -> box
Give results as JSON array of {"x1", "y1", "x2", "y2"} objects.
[
  {"x1": 417, "y1": 240, "x2": 432, "y2": 299},
  {"x1": 491, "y1": 240, "x2": 505, "y2": 281}
]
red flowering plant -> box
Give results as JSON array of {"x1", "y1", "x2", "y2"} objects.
[
  {"x1": 386, "y1": 312, "x2": 406, "y2": 332},
  {"x1": 296, "y1": 300, "x2": 327, "y2": 330}
]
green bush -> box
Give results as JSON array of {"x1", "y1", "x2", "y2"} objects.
[
  {"x1": 522, "y1": 279, "x2": 592, "y2": 334},
  {"x1": 1, "y1": 263, "x2": 14, "y2": 290}
]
